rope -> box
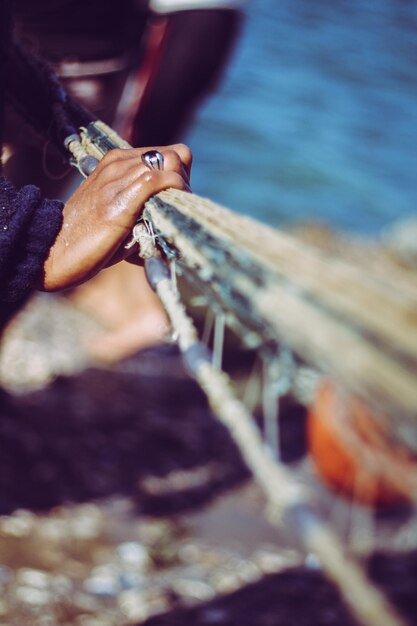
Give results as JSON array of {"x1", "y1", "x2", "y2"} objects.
[
  {"x1": 67, "y1": 125, "x2": 408, "y2": 626},
  {"x1": 139, "y1": 237, "x2": 407, "y2": 626},
  {"x1": 65, "y1": 134, "x2": 100, "y2": 178},
  {"x1": 65, "y1": 135, "x2": 89, "y2": 162}
]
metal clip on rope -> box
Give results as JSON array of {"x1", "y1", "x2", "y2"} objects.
[{"x1": 64, "y1": 133, "x2": 99, "y2": 178}]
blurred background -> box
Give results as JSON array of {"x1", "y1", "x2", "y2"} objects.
[
  {"x1": 188, "y1": 0, "x2": 417, "y2": 235},
  {"x1": 1, "y1": 3, "x2": 417, "y2": 624}
]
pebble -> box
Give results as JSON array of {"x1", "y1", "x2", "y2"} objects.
[
  {"x1": 84, "y1": 572, "x2": 120, "y2": 598},
  {"x1": 17, "y1": 568, "x2": 50, "y2": 589},
  {"x1": 36, "y1": 518, "x2": 68, "y2": 542},
  {"x1": 172, "y1": 578, "x2": 215, "y2": 601},
  {"x1": 15, "y1": 586, "x2": 52, "y2": 606},
  {"x1": 117, "y1": 542, "x2": 150, "y2": 569},
  {"x1": 178, "y1": 542, "x2": 201, "y2": 563},
  {"x1": 235, "y1": 559, "x2": 261, "y2": 583},
  {"x1": 119, "y1": 570, "x2": 144, "y2": 591},
  {"x1": 68, "y1": 506, "x2": 102, "y2": 540},
  {"x1": 210, "y1": 570, "x2": 241, "y2": 593},
  {"x1": 0, "y1": 515, "x2": 33, "y2": 537},
  {"x1": 118, "y1": 590, "x2": 149, "y2": 621}
]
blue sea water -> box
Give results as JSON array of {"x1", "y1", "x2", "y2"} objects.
[{"x1": 187, "y1": 0, "x2": 417, "y2": 235}]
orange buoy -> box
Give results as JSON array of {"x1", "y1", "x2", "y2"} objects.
[{"x1": 307, "y1": 381, "x2": 417, "y2": 507}]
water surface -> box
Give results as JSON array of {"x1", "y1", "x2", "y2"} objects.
[{"x1": 188, "y1": 0, "x2": 417, "y2": 235}]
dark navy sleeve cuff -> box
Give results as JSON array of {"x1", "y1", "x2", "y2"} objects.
[{"x1": 0, "y1": 177, "x2": 63, "y2": 302}]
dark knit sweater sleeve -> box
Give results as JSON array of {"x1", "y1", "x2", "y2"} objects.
[{"x1": 0, "y1": 176, "x2": 63, "y2": 302}]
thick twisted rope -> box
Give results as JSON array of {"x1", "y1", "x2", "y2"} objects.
[
  {"x1": 66, "y1": 125, "x2": 408, "y2": 626},
  {"x1": 138, "y1": 231, "x2": 407, "y2": 626}
]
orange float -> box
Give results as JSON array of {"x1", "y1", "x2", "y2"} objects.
[{"x1": 307, "y1": 381, "x2": 417, "y2": 507}]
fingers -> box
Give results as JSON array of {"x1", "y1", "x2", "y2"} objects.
[
  {"x1": 85, "y1": 146, "x2": 191, "y2": 218},
  {"x1": 142, "y1": 144, "x2": 192, "y2": 180},
  {"x1": 125, "y1": 169, "x2": 191, "y2": 199},
  {"x1": 157, "y1": 148, "x2": 190, "y2": 184},
  {"x1": 114, "y1": 169, "x2": 191, "y2": 223},
  {"x1": 103, "y1": 169, "x2": 190, "y2": 267},
  {"x1": 162, "y1": 143, "x2": 193, "y2": 178},
  {"x1": 93, "y1": 144, "x2": 192, "y2": 184}
]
